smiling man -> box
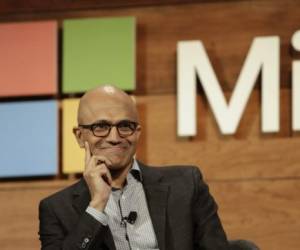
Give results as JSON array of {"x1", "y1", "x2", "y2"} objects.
[{"x1": 39, "y1": 85, "x2": 230, "y2": 250}]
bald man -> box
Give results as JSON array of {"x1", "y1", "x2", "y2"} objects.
[{"x1": 39, "y1": 85, "x2": 229, "y2": 250}]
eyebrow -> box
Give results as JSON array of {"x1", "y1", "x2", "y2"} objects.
[{"x1": 92, "y1": 119, "x2": 111, "y2": 124}]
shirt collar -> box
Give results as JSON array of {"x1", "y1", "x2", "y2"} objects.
[
  {"x1": 111, "y1": 159, "x2": 143, "y2": 191},
  {"x1": 130, "y1": 159, "x2": 143, "y2": 182}
]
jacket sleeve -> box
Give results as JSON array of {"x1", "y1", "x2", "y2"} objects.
[
  {"x1": 191, "y1": 167, "x2": 230, "y2": 250},
  {"x1": 39, "y1": 199, "x2": 110, "y2": 250}
]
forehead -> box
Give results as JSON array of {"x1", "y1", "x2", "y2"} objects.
[{"x1": 80, "y1": 101, "x2": 137, "y2": 124}]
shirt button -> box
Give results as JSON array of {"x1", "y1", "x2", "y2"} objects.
[{"x1": 122, "y1": 195, "x2": 126, "y2": 200}]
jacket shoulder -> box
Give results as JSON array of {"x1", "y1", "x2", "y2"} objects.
[
  {"x1": 40, "y1": 179, "x2": 84, "y2": 206},
  {"x1": 139, "y1": 162, "x2": 204, "y2": 181}
]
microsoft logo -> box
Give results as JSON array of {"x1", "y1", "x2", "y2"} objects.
[{"x1": 0, "y1": 16, "x2": 136, "y2": 177}]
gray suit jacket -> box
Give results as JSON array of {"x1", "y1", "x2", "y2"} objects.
[{"x1": 39, "y1": 163, "x2": 230, "y2": 250}]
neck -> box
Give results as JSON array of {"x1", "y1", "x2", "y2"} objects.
[{"x1": 110, "y1": 160, "x2": 133, "y2": 189}]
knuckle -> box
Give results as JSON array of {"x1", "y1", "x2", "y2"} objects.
[{"x1": 90, "y1": 172, "x2": 97, "y2": 178}]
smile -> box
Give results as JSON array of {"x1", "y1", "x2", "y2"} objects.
[{"x1": 101, "y1": 146, "x2": 127, "y2": 151}]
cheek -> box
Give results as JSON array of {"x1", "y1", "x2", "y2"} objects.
[
  {"x1": 88, "y1": 138, "x2": 104, "y2": 154},
  {"x1": 126, "y1": 139, "x2": 138, "y2": 152},
  {"x1": 127, "y1": 133, "x2": 140, "y2": 146}
]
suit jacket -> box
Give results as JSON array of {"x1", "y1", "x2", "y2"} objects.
[{"x1": 39, "y1": 163, "x2": 230, "y2": 250}]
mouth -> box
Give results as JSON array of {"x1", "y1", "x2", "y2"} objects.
[{"x1": 100, "y1": 146, "x2": 127, "y2": 151}]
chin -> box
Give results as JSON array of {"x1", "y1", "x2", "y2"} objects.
[
  {"x1": 107, "y1": 163, "x2": 124, "y2": 170},
  {"x1": 107, "y1": 158, "x2": 131, "y2": 170}
]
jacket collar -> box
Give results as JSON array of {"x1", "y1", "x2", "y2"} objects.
[{"x1": 138, "y1": 161, "x2": 169, "y2": 250}]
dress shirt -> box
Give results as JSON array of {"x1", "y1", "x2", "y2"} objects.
[{"x1": 86, "y1": 160, "x2": 159, "y2": 250}]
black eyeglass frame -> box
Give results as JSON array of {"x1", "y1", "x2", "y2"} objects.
[{"x1": 78, "y1": 120, "x2": 139, "y2": 138}]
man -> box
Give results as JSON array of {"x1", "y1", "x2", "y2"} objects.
[{"x1": 39, "y1": 85, "x2": 230, "y2": 250}]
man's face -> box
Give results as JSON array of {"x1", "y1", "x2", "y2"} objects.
[{"x1": 75, "y1": 100, "x2": 141, "y2": 171}]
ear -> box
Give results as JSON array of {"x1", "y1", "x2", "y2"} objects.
[{"x1": 73, "y1": 127, "x2": 85, "y2": 148}]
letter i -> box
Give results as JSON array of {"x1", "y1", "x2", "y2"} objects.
[{"x1": 292, "y1": 31, "x2": 300, "y2": 131}]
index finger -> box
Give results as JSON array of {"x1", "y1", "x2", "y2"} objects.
[{"x1": 84, "y1": 141, "x2": 92, "y2": 167}]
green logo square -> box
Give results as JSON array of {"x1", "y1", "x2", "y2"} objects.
[{"x1": 62, "y1": 16, "x2": 135, "y2": 93}]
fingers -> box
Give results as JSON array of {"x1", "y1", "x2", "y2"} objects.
[
  {"x1": 102, "y1": 166, "x2": 112, "y2": 185},
  {"x1": 92, "y1": 157, "x2": 112, "y2": 185},
  {"x1": 85, "y1": 163, "x2": 112, "y2": 186},
  {"x1": 93, "y1": 156, "x2": 113, "y2": 168},
  {"x1": 83, "y1": 142, "x2": 112, "y2": 186},
  {"x1": 84, "y1": 141, "x2": 91, "y2": 167},
  {"x1": 98, "y1": 165, "x2": 112, "y2": 186}
]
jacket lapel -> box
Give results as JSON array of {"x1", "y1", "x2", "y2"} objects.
[
  {"x1": 72, "y1": 179, "x2": 91, "y2": 215},
  {"x1": 139, "y1": 163, "x2": 169, "y2": 250}
]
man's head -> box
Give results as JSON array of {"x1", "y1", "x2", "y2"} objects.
[{"x1": 73, "y1": 85, "x2": 141, "y2": 171}]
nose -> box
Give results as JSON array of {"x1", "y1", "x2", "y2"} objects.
[{"x1": 106, "y1": 126, "x2": 122, "y2": 143}]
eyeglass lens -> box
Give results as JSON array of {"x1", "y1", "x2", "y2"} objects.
[{"x1": 92, "y1": 120, "x2": 137, "y2": 137}]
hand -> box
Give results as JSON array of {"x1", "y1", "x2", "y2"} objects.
[{"x1": 83, "y1": 141, "x2": 112, "y2": 212}]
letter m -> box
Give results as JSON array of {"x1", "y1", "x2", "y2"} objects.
[{"x1": 177, "y1": 37, "x2": 280, "y2": 136}]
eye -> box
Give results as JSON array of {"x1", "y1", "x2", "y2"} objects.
[
  {"x1": 93, "y1": 122, "x2": 110, "y2": 131},
  {"x1": 118, "y1": 121, "x2": 136, "y2": 131}
]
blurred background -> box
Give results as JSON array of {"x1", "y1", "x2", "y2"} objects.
[{"x1": 0, "y1": 0, "x2": 299, "y2": 249}]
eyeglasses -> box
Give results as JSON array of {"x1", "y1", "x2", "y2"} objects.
[{"x1": 78, "y1": 120, "x2": 139, "y2": 138}]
